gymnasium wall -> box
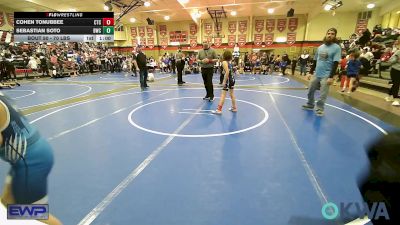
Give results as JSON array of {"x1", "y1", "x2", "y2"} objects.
[
  {"x1": 306, "y1": 8, "x2": 381, "y2": 41},
  {"x1": 123, "y1": 15, "x2": 307, "y2": 47},
  {"x1": 381, "y1": 7, "x2": 400, "y2": 28},
  {"x1": 0, "y1": 8, "x2": 14, "y2": 31},
  {"x1": 1, "y1": 6, "x2": 394, "y2": 59},
  {"x1": 380, "y1": 0, "x2": 400, "y2": 28},
  {"x1": 114, "y1": 7, "x2": 387, "y2": 59},
  {"x1": 119, "y1": 14, "x2": 310, "y2": 59}
]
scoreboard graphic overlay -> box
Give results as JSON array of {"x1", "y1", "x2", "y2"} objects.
[{"x1": 14, "y1": 12, "x2": 114, "y2": 42}]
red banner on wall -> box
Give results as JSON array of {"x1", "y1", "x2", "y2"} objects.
[
  {"x1": 146, "y1": 26, "x2": 154, "y2": 37},
  {"x1": 182, "y1": 31, "x2": 188, "y2": 43},
  {"x1": 288, "y1": 18, "x2": 298, "y2": 32},
  {"x1": 238, "y1": 34, "x2": 246, "y2": 46},
  {"x1": 6, "y1": 13, "x2": 13, "y2": 27},
  {"x1": 228, "y1": 35, "x2": 236, "y2": 47},
  {"x1": 130, "y1": 27, "x2": 137, "y2": 37},
  {"x1": 228, "y1": 21, "x2": 237, "y2": 33},
  {"x1": 265, "y1": 33, "x2": 274, "y2": 46},
  {"x1": 138, "y1": 26, "x2": 145, "y2": 37},
  {"x1": 287, "y1": 32, "x2": 296, "y2": 45},
  {"x1": 214, "y1": 37, "x2": 222, "y2": 47},
  {"x1": 159, "y1": 25, "x2": 167, "y2": 36},
  {"x1": 238, "y1": 21, "x2": 247, "y2": 33},
  {"x1": 214, "y1": 22, "x2": 222, "y2": 32},
  {"x1": 255, "y1": 20, "x2": 264, "y2": 33},
  {"x1": 204, "y1": 23, "x2": 212, "y2": 35},
  {"x1": 131, "y1": 39, "x2": 138, "y2": 47},
  {"x1": 277, "y1": 19, "x2": 286, "y2": 32},
  {"x1": 147, "y1": 38, "x2": 154, "y2": 48},
  {"x1": 0, "y1": 12, "x2": 4, "y2": 27},
  {"x1": 189, "y1": 23, "x2": 197, "y2": 35},
  {"x1": 355, "y1": 19, "x2": 368, "y2": 35},
  {"x1": 266, "y1": 19, "x2": 275, "y2": 33},
  {"x1": 160, "y1": 37, "x2": 168, "y2": 49},
  {"x1": 190, "y1": 37, "x2": 197, "y2": 47},
  {"x1": 140, "y1": 38, "x2": 146, "y2": 46},
  {"x1": 254, "y1": 34, "x2": 263, "y2": 46},
  {"x1": 169, "y1": 31, "x2": 188, "y2": 43},
  {"x1": 205, "y1": 36, "x2": 212, "y2": 44}
]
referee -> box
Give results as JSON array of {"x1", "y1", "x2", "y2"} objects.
[{"x1": 197, "y1": 40, "x2": 218, "y2": 101}]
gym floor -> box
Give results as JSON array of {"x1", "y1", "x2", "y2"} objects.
[{"x1": 0, "y1": 72, "x2": 394, "y2": 225}]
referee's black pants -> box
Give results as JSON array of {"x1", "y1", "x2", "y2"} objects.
[{"x1": 201, "y1": 67, "x2": 214, "y2": 99}]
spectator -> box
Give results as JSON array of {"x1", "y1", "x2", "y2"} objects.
[
  {"x1": 291, "y1": 55, "x2": 298, "y2": 75},
  {"x1": 342, "y1": 50, "x2": 362, "y2": 94},
  {"x1": 298, "y1": 51, "x2": 309, "y2": 76},
  {"x1": 27, "y1": 56, "x2": 38, "y2": 78},
  {"x1": 302, "y1": 28, "x2": 341, "y2": 116},
  {"x1": 385, "y1": 38, "x2": 400, "y2": 106}
]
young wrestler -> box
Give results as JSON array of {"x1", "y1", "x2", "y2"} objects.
[
  {"x1": 212, "y1": 50, "x2": 237, "y2": 114},
  {"x1": 0, "y1": 93, "x2": 62, "y2": 225},
  {"x1": 342, "y1": 50, "x2": 362, "y2": 94}
]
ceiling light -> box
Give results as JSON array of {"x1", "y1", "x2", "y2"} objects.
[
  {"x1": 230, "y1": 11, "x2": 237, "y2": 16},
  {"x1": 104, "y1": 1, "x2": 112, "y2": 11},
  {"x1": 68, "y1": 8, "x2": 76, "y2": 12},
  {"x1": 192, "y1": 11, "x2": 201, "y2": 18},
  {"x1": 367, "y1": 3, "x2": 375, "y2": 9},
  {"x1": 268, "y1": 8, "x2": 274, "y2": 14},
  {"x1": 276, "y1": 37, "x2": 286, "y2": 43},
  {"x1": 144, "y1": 1, "x2": 151, "y2": 7},
  {"x1": 397, "y1": 11, "x2": 400, "y2": 14},
  {"x1": 130, "y1": 17, "x2": 136, "y2": 23},
  {"x1": 179, "y1": 0, "x2": 189, "y2": 3},
  {"x1": 322, "y1": 0, "x2": 342, "y2": 11},
  {"x1": 324, "y1": 4, "x2": 333, "y2": 11},
  {"x1": 164, "y1": 15, "x2": 170, "y2": 20}
]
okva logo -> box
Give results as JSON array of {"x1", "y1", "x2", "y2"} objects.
[
  {"x1": 322, "y1": 202, "x2": 390, "y2": 221},
  {"x1": 7, "y1": 204, "x2": 49, "y2": 220}
]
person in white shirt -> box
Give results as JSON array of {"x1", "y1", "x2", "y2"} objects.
[
  {"x1": 385, "y1": 39, "x2": 400, "y2": 106},
  {"x1": 233, "y1": 43, "x2": 240, "y2": 67},
  {"x1": 298, "y1": 51, "x2": 310, "y2": 76},
  {"x1": 359, "y1": 47, "x2": 374, "y2": 76},
  {"x1": 360, "y1": 47, "x2": 374, "y2": 61},
  {"x1": 28, "y1": 56, "x2": 38, "y2": 77}
]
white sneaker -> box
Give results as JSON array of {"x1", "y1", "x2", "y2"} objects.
[
  {"x1": 385, "y1": 96, "x2": 394, "y2": 102},
  {"x1": 392, "y1": 100, "x2": 400, "y2": 106}
]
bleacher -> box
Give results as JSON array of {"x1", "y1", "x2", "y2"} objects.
[
  {"x1": 360, "y1": 76, "x2": 391, "y2": 91},
  {"x1": 359, "y1": 67, "x2": 391, "y2": 92}
]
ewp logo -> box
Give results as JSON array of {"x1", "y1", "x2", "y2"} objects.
[
  {"x1": 7, "y1": 204, "x2": 49, "y2": 220},
  {"x1": 321, "y1": 202, "x2": 390, "y2": 221}
]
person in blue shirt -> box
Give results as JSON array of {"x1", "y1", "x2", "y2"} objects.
[
  {"x1": 0, "y1": 93, "x2": 62, "y2": 225},
  {"x1": 302, "y1": 28, "x2": 342, "y2": 116},
  {"x1": 342, "y1": 50, "x2": 362, "y2": 94}
]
